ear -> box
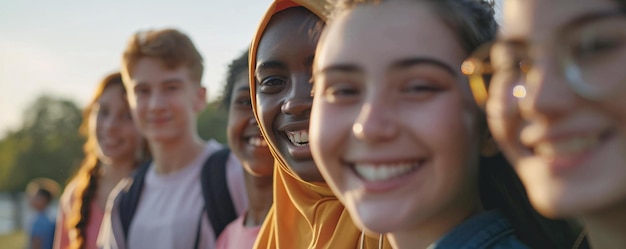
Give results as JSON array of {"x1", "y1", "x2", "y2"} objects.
[
  {"x1": 480, "y1": 129, "x2": 500, "y2": 157},
  {"x1": 194, "y1": 86, "x2": 207, "y2": 113}
]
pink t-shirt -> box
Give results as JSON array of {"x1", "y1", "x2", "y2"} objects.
[
  {"x1": 215, "y1": 214, "x2": 261, "y2": 249},
  {"x1": 55, "y1": 182, "x2": 105, "y2": 249}
]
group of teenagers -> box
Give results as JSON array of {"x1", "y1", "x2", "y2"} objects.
[{"x1": 51, "y1": 0, "x2": 626, "y2": 248}]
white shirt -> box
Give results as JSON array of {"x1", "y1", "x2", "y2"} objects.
[{"x1": 98, "y1": 140, "x2": 248, "y2": 249}]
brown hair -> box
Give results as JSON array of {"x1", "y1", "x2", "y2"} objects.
[
  {"x1": 324, "y1": 1, "x2": 580, "y2": 248},
  {"x1": 66, "y1": 72, "x2": 128, "y2": 249},
  {"x1": 121, "y1": 28, "x2": 204, "y2": 84}
]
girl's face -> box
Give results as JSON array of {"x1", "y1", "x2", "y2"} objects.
[
  {"x1": 90, "y1": 84, "x2": 142, "y2": 164},
  {"x1": 255, "y1": 8, "x2": 324, "y2": 182},
  {"x1": 489, "y1": 0, "x2": 626, "y2": 218},
  {"x1": 227, "y1": 72, "x2": 273, "y2": 177},
  {"x1": 311, "y1": 1, "x2": 484, "y2": 234}
]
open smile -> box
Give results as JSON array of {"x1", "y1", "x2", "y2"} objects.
[
  {"x1": 286, "y1": 129, "x2": 309, "y2": 147},
  {"x1": 350, "y1": 160, "x2": 424, "y2": 182}
]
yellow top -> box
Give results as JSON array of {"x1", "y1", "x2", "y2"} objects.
[{"x1": 249, "y1": 0, "x2": 389, "y2": 248}]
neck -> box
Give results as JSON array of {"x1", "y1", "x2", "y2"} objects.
[
  {"x1": 95, "y1": 159, "x2": 137, "y2": 209},
  {"x1": 388, "y1": 196, "x2": 481, "y2": 249},
  {"x1": 581, "y1": 202, "x2": 626, "y2": 249},
  {"x1": 243, "y1": 170, "x2": 273, "y2": 227},
  {"x1": 149, "y1": 135, "x2": 206, "y2": 174},
  {"x1": 100, "y1": 159, "x2": 135, "y2": 183}
]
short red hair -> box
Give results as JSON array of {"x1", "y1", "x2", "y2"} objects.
[{"x1": 121, "y1": 28, "x2": 204, "y2": 84}]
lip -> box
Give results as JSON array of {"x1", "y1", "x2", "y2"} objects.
[
  {"x1": 343, "y1": 158, "x2": 425, "y2": 193},
  {"x1": 521, "y1": 127, "x2": 615, "y2": 172},
  {"x1": 277, "y1": 121, "x2": 311, "y2": 160},
  {"x1": 148, "y1": 116, "x2": 171, "y2": 125},
  {"x1": 243, "y1": 135, "x2": 268, "y2": 148}
]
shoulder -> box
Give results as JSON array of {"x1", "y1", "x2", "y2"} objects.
[
  {"x1": 58, "y1": 181, "x2": 79, "y2": 211},
  {"x1": 31, "y1": 214, "x2": 55, "y2": 234},
  {"x1": 434, "y1": 210, "x2": 530, "y2": 249}
]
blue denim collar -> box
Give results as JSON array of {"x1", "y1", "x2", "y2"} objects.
[{"x1": 431, "y1": 210, "x2": 528, "y2": 249}]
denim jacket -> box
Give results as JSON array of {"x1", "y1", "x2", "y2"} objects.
[{"x1": 429, "y1": 210, "x2": 529, "y2": 249}]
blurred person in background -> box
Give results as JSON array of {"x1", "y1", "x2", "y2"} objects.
[
  {"x1": 98, "y1": 28, "x2": 247, "y2": 249},
  {"x1": 462, "y1": 0, "x2": 626, "y2": 247},
  {"x1": 54, "y1": 72, "x2": 146, "y2": 249},
  {"x1": 215, "y1": 50, "x2": 274, "y2": 249},
  {"x1": 27, "y1": 178, "x2": 60, "y2": 249}
]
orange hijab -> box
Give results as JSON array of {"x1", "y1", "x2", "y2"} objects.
[{"x1": 249, "y1": 0, "x2": 388, "y2": 248}]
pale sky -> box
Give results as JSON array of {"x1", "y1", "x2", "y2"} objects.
[
  {"x1": 0, "y1": 0, "x2": 503, "y2": 138},
  {"x1": 0, "y1": 0, "x2": 272, "y2": 138}
]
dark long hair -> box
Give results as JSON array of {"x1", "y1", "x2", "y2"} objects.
[{"x1": 328, "y1": 0, "x2": 580, "y2": 248}]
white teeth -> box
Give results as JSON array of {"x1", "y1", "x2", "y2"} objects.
[
  {"x1": 248, "y1": 137, "x2": 268, "y2": 147},
  {"x1": 535, "y1": 136, "x2": 599, "y2": 157},
  {"x1": 354, "y1": 162, "x2": 419, "y2": 182},
  {"x1": 286, "y1": 130, "x2": 309, "y2": 147}
]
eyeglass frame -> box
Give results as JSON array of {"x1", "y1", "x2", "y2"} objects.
[{"x1": 461, "y1": 9, "x2": 626, "y2": 111}]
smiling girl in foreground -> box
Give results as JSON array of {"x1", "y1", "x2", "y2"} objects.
[{"x1": 310, "y1": 0, "x2": 577, "y2": 248}]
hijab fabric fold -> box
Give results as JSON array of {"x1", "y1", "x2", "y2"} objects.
[{"x1": 249, "y1": 1, "x2": 387, "y2": 248}]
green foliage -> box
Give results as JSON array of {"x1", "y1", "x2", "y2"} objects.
[
  {"x1": 197, "y1": 101, "x2": 228, "y2": 144},
  {"x1": 0, "y1": 95, "x2": 84, "y2": 192},
  {"x1": 0, "y1": 96, "x2": 230, "y2": 193}
]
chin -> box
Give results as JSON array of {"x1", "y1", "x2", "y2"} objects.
[
  {"x1": 345, "y1": 196, "x2": 413, "y2": 234},
  {"x1": 353, "y1": 206, "x2": 406, "y2": 234},
  {"x1": 528, "y1": 189, "x2": 587, "y2": 219}
]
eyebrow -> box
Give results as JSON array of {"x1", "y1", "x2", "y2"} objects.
[
  {"x1": 235, "y1": 85, "x2": 250, "y2": 92},
  {"x1": 390, "y1": 57, "x2": 458, "y2": 77},
  {"x1": 565, "y1": 9, "x2": 623, "y2": 30},
  {"x1": 133, "y1": 78, "x2": 183, "y2": 87},
  {"x1": 500, "y1": 9, "x2": 622, "y2": 45},
  {"x1": 256, "y1": 60, "x2": 287, "y2": 75},
  {"x1": 161, "y1": 78, "x2": 183, "y2": 85},
  {"x1": 317, "y1": 64, "x2": 363, "y2": 75}
]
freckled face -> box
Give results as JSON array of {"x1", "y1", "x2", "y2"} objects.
[{"x1": 255, "y1": 8, "x2": 324, "y2": 182}]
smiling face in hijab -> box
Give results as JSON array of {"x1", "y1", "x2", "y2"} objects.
[{"x1": 254, "y1": 7, "x2": 325, "y2": 183}]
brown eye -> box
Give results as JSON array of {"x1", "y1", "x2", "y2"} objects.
[
  {"x1": 259, "y1": 76, "x2": 286, "y2": 94},
  {"x1": 323, "y1": 83, "x2": 360, "y2": 104}
]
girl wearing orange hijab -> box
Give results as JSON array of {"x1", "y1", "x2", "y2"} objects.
[{"x1": 249, "y1": 0, "x2": 388, "y2": 248}]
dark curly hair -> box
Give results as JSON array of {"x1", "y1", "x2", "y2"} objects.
[{"x1": 221, "y1": 49, "x2": 249, "y2": 110}]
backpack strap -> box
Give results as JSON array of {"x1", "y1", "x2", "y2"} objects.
[
  {"x1": 119, "y1": 160, "x2": 152, "y2": 240},
  {"x1": 200, "y1": 147, "x2": 237, "y2": 238}
]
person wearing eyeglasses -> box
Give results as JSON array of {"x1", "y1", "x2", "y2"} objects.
[{"x1": 462, "y1": 0, "x2": 626, "y2": 248}]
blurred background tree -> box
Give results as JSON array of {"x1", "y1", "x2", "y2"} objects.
[
  {"x1": 0, "y1": 95, "x2": 228, "y2": 193},
  {"x1": 0, "y1": 95, "x2": 84, "y2": 193},
  {"x1": 197, "y1": 100, "x2": 228, "y2": 144}
]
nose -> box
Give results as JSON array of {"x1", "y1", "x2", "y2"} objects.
[
  {"x1": 281, "y1": 74, "x2": 313, "y2": 117},
  {"x1": 353, "y1": 97, "x2": 398, "y2": 143},
  {"x1": 148, "y1": 90, "x2": 166, "y2": 113},
  {"x1": 102, "y1": 113, "x2": 122, "y2": 136},
  {"x1": 518, "y1": 56, "x2": 578, "y2": 121},
  {"x1": 249, "y1": 117, "x2": 260, "y2": 127}
]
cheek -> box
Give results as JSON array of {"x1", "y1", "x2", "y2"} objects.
[
  {"x1": 311, "y1": 103, "x2": 352, "y2": 173},
  {"x1": 90, "y1": 117, "x2": 100, "y2": 139},
  {"x1": 403, "y1": 96, "x2": 481, "y2": 163},
  {"x1": 255, "y1": 95, "x2": 279, "y2": 135},
  {"x1": 123, "y1": 123, "x2": 141, "y2": 146},
  {"x1": 226, "y1": 112, "x2": 246, "y2": 145}
]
